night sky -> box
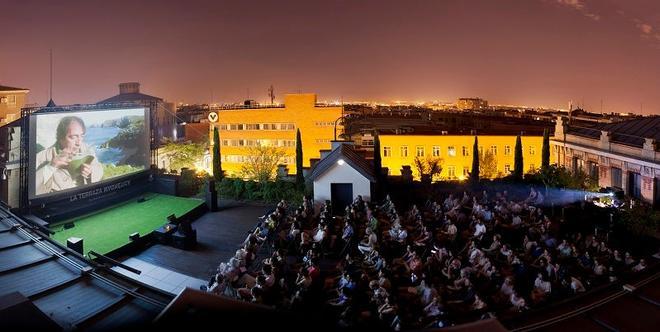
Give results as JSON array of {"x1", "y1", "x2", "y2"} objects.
[{"x1": 1, "y1": 0, "x2": 659, "y2": 114}]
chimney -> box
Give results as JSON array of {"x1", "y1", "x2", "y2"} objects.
[{"x1": 119, "y1": 82, "x2": 140, "y2": 94}]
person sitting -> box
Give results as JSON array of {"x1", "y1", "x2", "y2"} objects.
[{"x1": 358, "y1": 227, "x2": 378, "y2": 255}]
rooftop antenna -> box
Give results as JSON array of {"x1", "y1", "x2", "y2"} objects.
[
  {"x1": 49, "y1": 48, "x2": 53, "y2": 101},
  {"x1": 568, "y1": 100, "x2": 573, "y2": 125},
  {"x1": 246, "y1": 88, "x2": 250, "y2": 100},
  {"x1": 268, "y1": 85, "x2": 275, "y2": 104},
  {"x1": 640, "y1": 102, "x2": 643, "y2": 115},
  {"x1": 600, "y1": 99, "x2": 603, "y2": 115}
]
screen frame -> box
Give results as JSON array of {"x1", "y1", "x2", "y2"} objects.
[{"x1": 28, "y1": 106, "x2": 151, "y2": 200}]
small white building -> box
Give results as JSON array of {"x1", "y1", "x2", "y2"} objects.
[{"x1": 309, "y1": 142, "x2": 375, "y2": 213}]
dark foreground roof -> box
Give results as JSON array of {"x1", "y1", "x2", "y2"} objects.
[
  {"x1": 0, "y1": 207, "x2": 173, "y2": 331},
  {"x1": 309, "y1": 143, "x2": 376, "y2": 182}
]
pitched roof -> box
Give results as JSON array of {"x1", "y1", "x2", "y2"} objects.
[
  {"x1": 568, "y1": 116, "x2": 660, "y2": 148},
  {"x1": 97, "y1": 92, "x2": 162, "y2": 104},
  {"x1": 0, "y1": 85, "x2": 29, "y2": 92},
  {"x1": 309, "y1": 143, "x2": 375, "y2": 182}
]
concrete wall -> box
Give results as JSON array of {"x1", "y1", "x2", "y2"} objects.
[{"x1": 313, "y1": 161, "x2": 371, "y2": 209}]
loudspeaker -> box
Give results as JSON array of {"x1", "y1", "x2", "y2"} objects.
[
  {"x1": 129, "y1": 232, "x2": 140, "y2": 241},
  {"x1": 63, "y1": 222, "x2": 75, "y2": 230},
  {"x1": 67, "y1": 237, "x2": 83, "y2": 255}
]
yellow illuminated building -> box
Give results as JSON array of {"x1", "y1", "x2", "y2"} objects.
[
  {"x1": 210, "y1": 94, "x2": 343, "y2": 176},
  {"x1": 379, "y1": 135, "x2": 544, "y2": 180}
]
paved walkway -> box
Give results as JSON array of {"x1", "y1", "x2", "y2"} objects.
[
  {"x1": 128, "y1": 200, "x2": 273, "y2": 280},
  {"x1": 113, "y1": 257, "x2": 207, "y2": 295}
]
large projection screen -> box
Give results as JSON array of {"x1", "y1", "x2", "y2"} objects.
[{"x1": 29, "y1": 107, "x2": 150, "y2": 199}]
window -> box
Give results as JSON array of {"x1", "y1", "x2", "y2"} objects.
[
  {"x1": 432, "y1": 146, "x2": 441, "y2": 157},
  {"x1": 587, "y1": 161, "x2": 599, "y2": 180},
  {"x1": 245, "y1": 123, "x2": 260, "y2": 130},
  {"x1": 400, "y1": 146, "x2": 408, "y2": 157},
  {"x1": 530, "y1": 146, "x2": 536, "y2": 155},
  {"x1": 447, "y1": 166, "x2": 456, "y2": 179},
  {"x1": 222, "y1": 139, "x2": 229, "y2": 146},
  {"x1": 529, "y1": 164, "x2": 535, "y2": 172},
  {"x1": 611, "y1": 167, "x2": 622, "y2": 188},
  {"x1": 362, "y1": 139, "x2": 374, "y2": 147},
  {"x1": 504, "y1": 145, "x2": 511, "y2": 156},
  {"x1": 479, "y1": 146, "x2": 483, "y2": 155},
  {"x1": 463, "y1": 167, "x2": 470, "y2": 177},
  {"x1": 490, "y1": 145, "x2": 497, "y2": 155},
  {"x1": 416, "y1": 146, "x2": 425, "y2": 157},
  {"x1": 462, "y1": 146, "x2": 469, "y2": 156},
  {"x1": 447, "y1": 146, "x2": 456, "y2": 157},
  {"x1": 284, "y1": 123, "x2": 295, "y2": 130},
  {"x1": 7, "y1": 95, "x2": 16, "y2": 105},
  {"x1": 504, "y1": 164, "x2": 511, "y2": 173},
  {"x1": 218, "y1": 124, "x2": 228, "y2": 130},
  {"x1": 383, "y1": 147, "x2": 391, "y2": 157}
]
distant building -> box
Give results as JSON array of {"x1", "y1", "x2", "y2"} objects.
[
  {"x1": 0, "y1": 85, "x2": 29, "y2": 124},
  {"x1": 209, "y1": 94, "x2": 343, "y2": 177},
  {"x1": 551, "y1": 116, "x2": 659, "y2": 206},
  {"x1": 98, "y1": 82, "x2": 176, "y2": 145},
  {"x1": 456, "y1": 97, "x2": 488, "y2": 110}
]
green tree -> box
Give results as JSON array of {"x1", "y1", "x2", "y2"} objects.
[
  {"x1": 470, "y1": 136, "x2": 480, "y2": 184},
  {"x1": 414, "y1": 156, "x2": 443, "y2": 183},
  {"x1": 542, "y1": 128, "x2": 550, "y2": 170},
  {"x1": 373, "y1": 131, "x2": 382, "y2": 180},
  {"x1": 295, "y1": 129, "x2": 304, "y2": 189},
  {"x1": 212, "y1": 126, "x2": 223, "y2": 181},
  {"x1": 479, "y1": 150, "x2": 498, "y2": 179},
  {"x1": 513, "y1": 134, "x2": 523, "y2": 180},
  {"x1": 241, "y1": 144, "x2": 287, "y2": 183},
  {"x1": 161, "y1": 140, "x2": 206, "y2": 173}
]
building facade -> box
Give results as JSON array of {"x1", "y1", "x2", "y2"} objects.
[
  {"x1": 210, "y1": 94, "x2": 343, "y2": 176},
  {"x1": 551, "y1": 116, "x2": 659, "y2": 206},
  {"x1": 0, "y1": 85, "x2": 29, "y2": 124},
  {"x1": 379, "y1": 134, "x2": 544, "y2": 180},
  {"x1": 456, "y1": 97, "x2": 488, "y2": 110}
]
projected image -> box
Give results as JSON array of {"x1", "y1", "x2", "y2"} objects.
[{"x1": 33, "y1": 108, "x2": 148, "y2": 196}]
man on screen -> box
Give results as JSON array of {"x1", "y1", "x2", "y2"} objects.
[{"x1": 35, "y1": 116, "x2": 104, "y2": 195}]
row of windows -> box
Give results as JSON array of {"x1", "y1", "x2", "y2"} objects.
[
  {"x1": 222, "y1": 155, "x2": 295, "y2": 164},
  {"x1": 315, "y1": 121, "x2": 335, "y2": 127},
  {"x1": 0, "y1": 95, "x2": 17, "y2": 105},
  {"x1": 221, "y1": 139, "x2": 296, "y2": 147},
  {"x1": 315, "y1": 139, "x2": 331, "y2": 144},
  {"x1": 217, "y1": 123, "x2": 295, "y2": 131},
  {"x1": 439, "y1": 164, "x2": 536, "y2": 178},
  {"x1": 382, "y1": 145, "x2": 537, "y2": 158}
]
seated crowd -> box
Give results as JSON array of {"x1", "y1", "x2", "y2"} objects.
[{"x1": 205, "y1": 189, "x2": 649, "y2": 330}]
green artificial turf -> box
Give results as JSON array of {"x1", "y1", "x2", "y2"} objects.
[{"x1": 51, "y1": 193, "x2": 203, "y2": 256}]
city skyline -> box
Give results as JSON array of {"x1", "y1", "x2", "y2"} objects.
[{"x1": 1, "y1": 0, "x2": 659, "y2": 114}]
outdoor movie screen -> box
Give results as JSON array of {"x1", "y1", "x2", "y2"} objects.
[{"x1": 30, "y1": 107, "x2": 150, "y2": 198}]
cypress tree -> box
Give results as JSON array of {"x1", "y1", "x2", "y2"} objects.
[
  {"x1": 514, "y1": 134, "x2": 523, "y2": 180},
  {"x1": 541, "y1": 128, "x2": 550, "y2": 170},
  {"x1": 295, "y1": 129, "x2": 304, "y2": 189},
  {"x1": 212, "y1": 126, "x2": 223, "y2": 181},
  {"x1": 373, "y1": 131, "x2": 382, "y2": 180},
  {"x1": 470, "y1": 136, "x2": 479, "y2": 184}
]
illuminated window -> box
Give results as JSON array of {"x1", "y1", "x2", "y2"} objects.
[
  {"x1": 222, "y1": 139, "x2": 229, "y2": 146},
  {"x1": 530, "y1": 146, "x2": 536, "y2": 155},
  {"x1": 285, "y1": 123, "x2": 295, "y2": 130},
  {"x1": 463, "y1": 167, "x2": 470, "y2": 177},
  {"x1": 529, "y1": 164, "x2": 535, "y2": 172},
  {"x1": 362, "y1": 139, "x2": 374, "y2": 147},
  {"x1": 7, "y1": 95, "x2": 16, "y2": 105},
  {"x1": 490, "y1": 145, "x2": 497, "y2": 155},
  {"x1": 416, "y1": 146, "x2": 425, "y2": 157},
  {"x1": 401, "y1": 146, "x2": 408, "y2": 157},
  {"x1": 447, "y1": 146, "x2": 456, "y2": 157},
  {"x1": 462, "y1": 146, "x2": 469, "y2": 156},
  {"x1": 504, "y1": 145, "x2": 511, "y2": 156},
  {"x1": 447, "y1": 166, "x2": 456, "y2": 179},
  {"x1": 383, "y1": 147, "x2": 391, "y2": 157},
  {"x1": 432, "y1": 146, "x2": 441, "y2": 157},
  {"x1": 504, "y1": 164, "x2": 511, "y2": 173},
  {"x1": 245, "y1": 123, "x2": 260, "y2": 130}
]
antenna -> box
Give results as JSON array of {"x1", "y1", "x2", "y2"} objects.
[
  {"x1": 268, "y1": 85, "x2": 275, "y2": 104},
  {"x1": 246, "y1": 88, "x2": 250, "y2": 100},
  {"x1": 49, "y1": 49, "x2": 53, "y2": 101},
  {"x1": 600, "y1": 99, "x2": 603, "y2": 115}
]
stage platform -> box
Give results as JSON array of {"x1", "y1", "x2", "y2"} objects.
[{"x1": 50, "y1": 193, "x2": 204, "y2": 256}]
